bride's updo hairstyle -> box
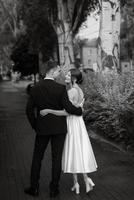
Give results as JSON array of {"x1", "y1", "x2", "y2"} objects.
[{"x1": 70, "y1": 68, "x2": 83, "y2": 84}]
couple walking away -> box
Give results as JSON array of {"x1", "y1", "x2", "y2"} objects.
[{"x1": 25, "y1": 60, "x2": 97, "y2": 198}]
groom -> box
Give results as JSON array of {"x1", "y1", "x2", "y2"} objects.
[{"x1": 25, "y1": 60, "x2": 82, "y2": 197}]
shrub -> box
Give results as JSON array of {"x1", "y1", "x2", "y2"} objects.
[{"x1": 82, "y1": 71, "x2": 134, "y2": 145}]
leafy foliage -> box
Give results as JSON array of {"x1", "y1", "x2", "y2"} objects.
[
  {"x1": 10, "y1": 33, "x2": 39, "y2": 76},
  {"x1": 82, "y1": 71, "x2": 134, "y2": 145},
  {"x1": 120, "y1": 0, "x2": 134, "y2": 60},
  {"x1": 0, "y1": 0, "x2": 21, "y2": 70},
  {"x1": 17, "y1": 0, "x2": 57, "y2": 61}
]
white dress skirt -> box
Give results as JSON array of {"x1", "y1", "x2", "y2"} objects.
[{"x1": 62, "y1": 87, "x2": 97, "y2": 173}]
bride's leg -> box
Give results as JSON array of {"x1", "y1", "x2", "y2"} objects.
[
  {"x1": 73, "y1": 173, "x2": 78, "y2": 184},
  {"x1": 83, "y1": 173, "x2": 95, "y2": 193},
  {"x1": 71, "y1": 173, "x2": 80, "y2": 194}
]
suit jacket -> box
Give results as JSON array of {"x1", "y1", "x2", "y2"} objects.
[{"x1": 26, "y1": 79, "x2": 82, "y2": 135}]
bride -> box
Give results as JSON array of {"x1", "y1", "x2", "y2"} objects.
[{"x1": 40, "y1": 68, "x2": 97, "y2": 194}]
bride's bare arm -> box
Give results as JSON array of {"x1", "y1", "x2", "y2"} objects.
[{"x1": 40, "y1": 109, "x2": 69, "y2": 116}]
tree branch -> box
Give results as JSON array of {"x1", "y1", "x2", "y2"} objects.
[
  {"x1": 72, "y1": 0, "x2": 85, "y2": 33},
  {"x1": 0, "y1": 0, "x2": 18, "y2": 36}
]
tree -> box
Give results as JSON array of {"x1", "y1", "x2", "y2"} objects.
[
  {"x1": 97, "y1": 0, "x2": 121, "y2": 72},
  {"x1": 19, "y1": 0, "x2": 99, "y2": 74},
  {"x1": 48, "y1": 0, "x2": 100, "y2": 73},
  {"x1": 0, "y1": 0, "x2": 24, "y2": 75},
  {"x1": 120, "y1": 0, "x2": 134, "y2": 64},
  {"x1": 10, "y1": 34, "x2": 39, "y2": 78},
  {"x1": 97, "y1": 0, "x2": 127, "y2": 72},
  {"x1": 17, "y1": 0, "x2": 59, "y2": 75},
  {"x1": 0, "y1": 0, "x2": 21, "y2": 38}
]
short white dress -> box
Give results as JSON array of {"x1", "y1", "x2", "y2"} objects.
[{"x1": 62, "y1": 85, "x2": 97, "y2": 173}]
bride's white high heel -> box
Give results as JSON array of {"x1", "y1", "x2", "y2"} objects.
[
  {"x1": 85, "y1": 178, "x2": 95, "y2": 193},
  {"x1": 71, "y1": 182, "x2": 80, "y2": 194}
]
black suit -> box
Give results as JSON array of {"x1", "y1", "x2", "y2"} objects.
[{"x1": 26, "y1": 79, "x2": 82, "y2": 191}]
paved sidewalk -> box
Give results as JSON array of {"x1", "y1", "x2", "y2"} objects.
[{"x1": 0, "y1": 80, "x2": 134, "y2": 200}]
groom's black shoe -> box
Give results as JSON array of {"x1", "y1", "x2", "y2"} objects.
[
  {"x1": 24, "y1": 187, "x2": 39, "y2": 197},
  {"x1": 49, "y1": 189, "x2": 59, "y2": 198}
]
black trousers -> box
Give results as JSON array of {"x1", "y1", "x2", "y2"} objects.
[{"x1": 30, "y1": 134, "x2": 66, "y2": 191}]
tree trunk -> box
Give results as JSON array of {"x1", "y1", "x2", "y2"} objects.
[
  {"x1": 57, "y1": 22, "x2": 75, "y2": 74},
  {"x1": 38, "y1": 51, "x2": 44, "y2": 77},
  {"x1": 55, "y1": 0, "x2": 75, "y2": 75},
  {"x1": 97, "y1": 0, "x2": 120, "y2": 73}
]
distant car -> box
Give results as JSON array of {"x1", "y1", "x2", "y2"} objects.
[{"x1": 26, "y1": 83, "x2": 34, "y2": 95}]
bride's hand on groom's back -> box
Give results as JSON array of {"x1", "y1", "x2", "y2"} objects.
[{"x1": 40, "y1": 109, "x2": 49, "y2": 116}]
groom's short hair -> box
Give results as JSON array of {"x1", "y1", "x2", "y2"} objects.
[{"x1": 45, "y1": 60, "x2": 57, "y2": 73}]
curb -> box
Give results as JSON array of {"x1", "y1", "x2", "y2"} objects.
[{"x1": 88, "y1": 129, "x2": 134, "y2": 156}]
